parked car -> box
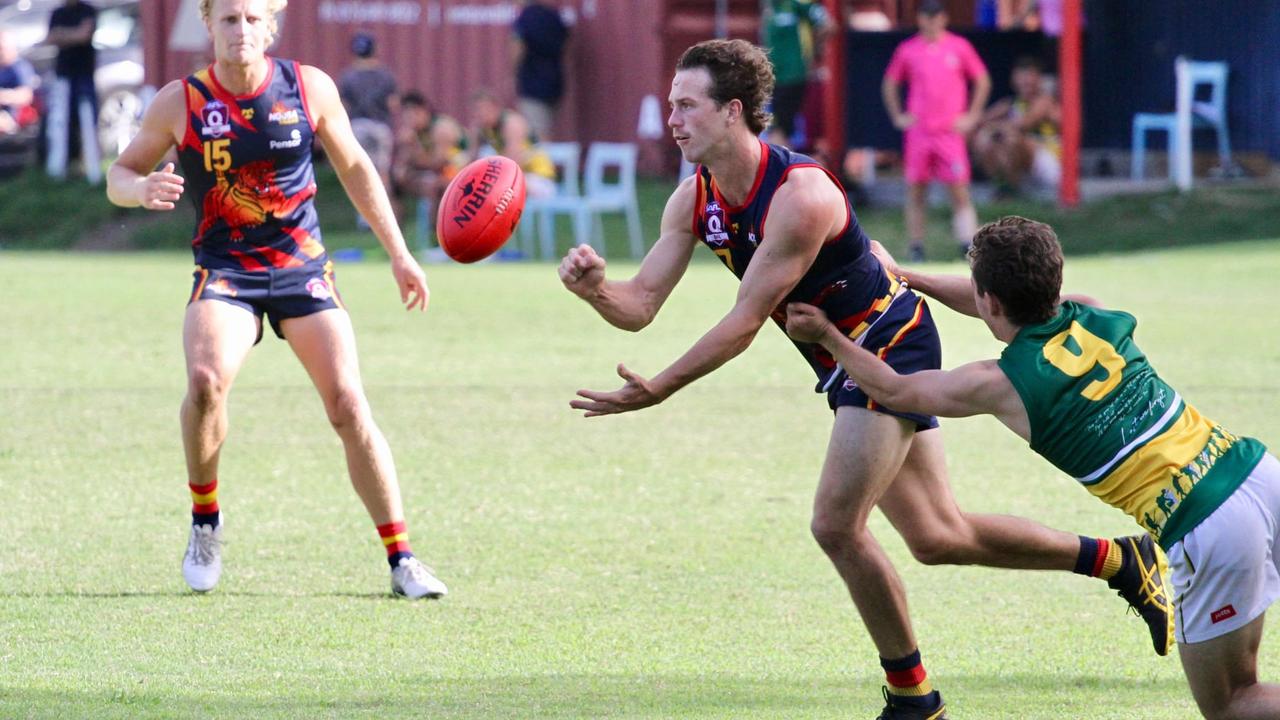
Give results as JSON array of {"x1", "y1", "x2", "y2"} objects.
[{"x1": 0, "y1": 0, "x2": 143, "y2": 157}]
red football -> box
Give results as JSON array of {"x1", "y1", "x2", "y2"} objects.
[{"x1": 436, "y1": 156, "x2": 526, "y2": 263}]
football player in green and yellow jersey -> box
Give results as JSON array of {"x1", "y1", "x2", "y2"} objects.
[{"x1": 785, "y1": 216, "x2": 1279, "y2": 720}]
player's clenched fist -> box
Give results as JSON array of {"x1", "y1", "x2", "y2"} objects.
[
  {"x1": 558, "y1": 244, "x2": 606, "y2": 300},
  {"x1": 785, "y1": 302, "x2": 835, "y2": 345},
  {"x1": 139, "y1": 162, "x2": 185, "y2": 211}
]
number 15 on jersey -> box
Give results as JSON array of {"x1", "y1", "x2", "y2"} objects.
[{"x1": 203, "y1": 139, "x2": 231, "y2": 172}]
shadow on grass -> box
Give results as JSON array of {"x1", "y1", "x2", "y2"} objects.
[{"x1": 0, "y1": 673, "x2": 1189, "y2": 719}]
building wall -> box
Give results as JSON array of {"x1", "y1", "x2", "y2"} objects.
[{"x1": 142, "y1": 0, "x2": 669, "y2": 166}]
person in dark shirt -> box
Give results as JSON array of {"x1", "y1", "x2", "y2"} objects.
[
  {"x1": 338, "y1": 32, "x2": 399, "y2": 196},
  {"x1": 45, "y1": 0, "x2": 101, "y2": 183},
  {"x1": 511, "y1": 0, "x2": 568, "y2": 141}
]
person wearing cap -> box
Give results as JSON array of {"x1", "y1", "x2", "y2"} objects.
[
  {"x1": 338, "y1": 32, "x2": 399, "y2": 213},
  {"x1": 882, "y1": 0, "x2": 990, "y2": 262}
]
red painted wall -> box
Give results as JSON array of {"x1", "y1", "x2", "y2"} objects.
[{"x1": 143, "y1": 1, "x2": 674, "y2": 169}]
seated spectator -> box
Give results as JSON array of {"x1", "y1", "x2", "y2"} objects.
[
  {"x1": 468, "y1": 89, "x2": 557, "y2": 198},
  {"x1": 972, "y1": 55, "x2": 1060, "y2": 195},
  {"x1": 0, "y1": 29, "x2": 39, "y2": 136},
  {"x1": 392, "y1": 91, "x2": 470, "y2": 212}
]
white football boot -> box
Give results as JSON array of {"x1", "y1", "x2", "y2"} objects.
[
  {"x1": 390, "y1": 556, "x2": 448, "y2": 599},
  {"x1": 182, "y1": 522, "x2": 223, "y2": 592}
]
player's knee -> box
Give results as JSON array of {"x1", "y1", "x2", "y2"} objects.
[
  {"x1": 186, "y1": 365, "x2": 229, "y2": 410},
  {"x1": 901, "y1": 530, "x2": 964, "y2": 566},
  {"x1": 810, "y1": 514, "x2": 868, "y2": 557},
  {"x1": 324, "y1": 386, "x2": 368, "y2": 434}
]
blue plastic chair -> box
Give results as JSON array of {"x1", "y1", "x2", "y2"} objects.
[{"x1": 1131, "y1": 58, "x2": 1232, "y2": 181}]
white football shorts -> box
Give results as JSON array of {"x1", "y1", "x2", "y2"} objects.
[{"x1": 1167, "y1": 451, "x2": 1280, "y2": 644}]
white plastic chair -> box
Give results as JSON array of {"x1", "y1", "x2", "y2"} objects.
[
  {"x1": 520, "y1": 141, "x2": 581, "y2": 258},
  {"x1": 1131, "y1": 58, "x2": 1232, "y2": 184},
  {"x1": 537, "y1": 142, "x2": 644, "y2": 259}
]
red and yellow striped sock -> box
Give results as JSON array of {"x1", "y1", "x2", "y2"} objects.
[
  {"x1": 377, "y1": 521, "x2": 414, "y2": 569},
  {"x1": 190, "y1": 478, "x2": 220, "y2": 527},
  {"x1": 1075, "y1": 536, "x2": 1124, "y2": 580},
  {"x1": 881, "y1": 649, "x2": 935, "y2": 699}
]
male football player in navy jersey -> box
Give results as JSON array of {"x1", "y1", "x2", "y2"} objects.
[
  {"x1": 107, "y1": 0, "x2": 446, "y2": 600},
  {"x1": 559, "y1": 39, "x2": 1168, "y2": 718}
]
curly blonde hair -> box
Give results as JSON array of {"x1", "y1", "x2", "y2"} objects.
[{"x1": 199, "y1": 0, "x2": 289, "y2": 37}]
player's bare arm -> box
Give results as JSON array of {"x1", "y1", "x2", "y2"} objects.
[
  {"x1": 303, "y1": 64, "x2": 428, "y2": 311},
  {"x1": 571, "y1": 168, "x2": 839, "y2": 417},
  {"x1": 559, "y1": 174, "x2": 700, "y2": 331},
  {"x1": 784, "y1": 302, "x2": 1030, "y2": 437},
  {"x1": 106, "y1": 80, "x2": 186, "y2": 210}
]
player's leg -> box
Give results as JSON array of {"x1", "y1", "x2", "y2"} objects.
[
  {"x1": 180, "y1": 297, "x2": 259, "y2": 591},
  {"x1": 812, "y1": 406, "x2": 948, "y2": 717},
  {"x1": 1180, "y1": 615, "x2": 1280, "y2": 720},
  {"x1": 280, "y1": 308, "x2": 446, "y2": 598},
  {"x1": 1174, "y1": 454, "x2": 1280, "y2": 717},
  {"x1": 877, "y1": 427, "x2": 1079, "y2": 570},
  {"x1": 879, "y1": 427, "x2": 1174, "y2": 655},
  {"x1": 182, "y1": 299, "x2": 259, "y2": 489}
]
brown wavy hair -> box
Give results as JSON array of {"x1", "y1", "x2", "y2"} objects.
[
  {"x1": 969, "y1": 216, "x2": 1063, "y2": 326},
  {"x1": 199, "y1": 0, "x2": 288, "y2": 38},
  {"x1": 676, "y1": 39, "x2": 774, "y2": 135}
]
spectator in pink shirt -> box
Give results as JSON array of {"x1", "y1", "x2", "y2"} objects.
[{"x1": 882, "y1": 0, "x2": 991, "y2": 261}]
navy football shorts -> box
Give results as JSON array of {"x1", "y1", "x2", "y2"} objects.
[
  {"x1": 189, "y1": 260, "x2": 344, "y2": 342},
  {"x1": 819, "y1": 290, "x2": 942, "y2": 432}
]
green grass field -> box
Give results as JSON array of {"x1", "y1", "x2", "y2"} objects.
[{"x1": 2, "y1": 241, "x2": 1279, "y2": 718}]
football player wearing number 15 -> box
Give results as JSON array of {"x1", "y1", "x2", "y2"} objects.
[
  {"x1": 106, "y1": 0, "x2": 447, "y2": 599},
  {"x1": 786, "y1": 216, "x2": 1280, "y2": 720}
]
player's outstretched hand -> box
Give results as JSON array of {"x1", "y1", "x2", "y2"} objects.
[
  {"x1": 558, "y1": 244, "x2": 606, "y2": 300},
  {"x1": 571, "y1": 363, "x2": 663, "y2": 417},
  {"x1": 391, "y1": 252, "x2": 430, "y2": 311},
  {"x1": 140, "y1": 162, "x2": 185, "y2": 211},
  {"x1": 785, "y1": 303, "x2": 834, "y2": 345}
]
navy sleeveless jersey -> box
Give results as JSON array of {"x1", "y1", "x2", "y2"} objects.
[
  {"x1": 177, "y1": 58, "x2": 325, "y2": 272},
  {"x1": 692, "y1": 141, "x2": 901, "y2": 380}
]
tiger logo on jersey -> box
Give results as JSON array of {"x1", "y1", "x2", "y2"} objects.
[{"x1": 198, "y1": 159, "x2": 313, "y2": 241}]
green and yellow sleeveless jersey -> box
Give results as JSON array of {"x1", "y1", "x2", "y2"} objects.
[{"x1": 997, "y1": 301, "x2": 1266, "y2": 550}]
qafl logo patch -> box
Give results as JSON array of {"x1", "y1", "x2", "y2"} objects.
[
  {"x1": 200, "y1": 100, "x2": 232, "y2": 139},
  {"x1": 704, "y1": 201, "x2": 730, "y2": 246}
]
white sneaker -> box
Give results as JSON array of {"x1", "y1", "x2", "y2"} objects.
[
  {"x1": 182, "y1": 522, "x2": 223, "y2": 592},
  {"x1": 390, "y1": 556, "x2": 448, "y2": 599}
]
